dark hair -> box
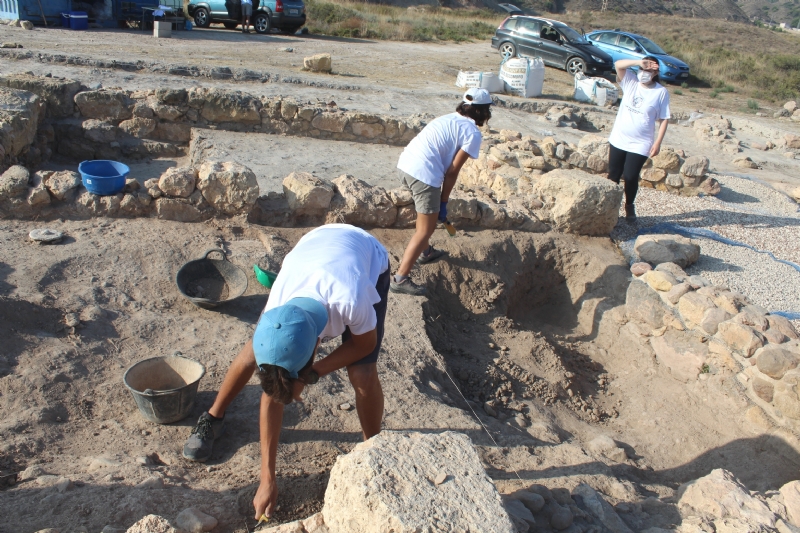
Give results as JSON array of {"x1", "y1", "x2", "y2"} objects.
[
  {"x1": 641, "y1": 55, "x2": 660, "y2": 85},
  {"x1": 456, "y1": 102, "x2": 492, "y2": 127},
  {"x1": 256, "y1": 353, "x2": 315, "y2": 405}
]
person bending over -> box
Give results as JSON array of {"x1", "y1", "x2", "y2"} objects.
[
  {"x1": 182, "y1": 224, "x2": 390, "y2": 520},
  {"x1": 391, "y1": 87, "x2": 493, "y2": 296},
  {"x1": 607, "y1": 57, "x2": 671, "y2": 222}
]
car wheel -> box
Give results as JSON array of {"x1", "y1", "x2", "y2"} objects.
[
  {"x1": 566, "y1": 57, "x2": 586, "y2": 75},
  {"x1": 193, "y1": 7, "x2": 210, "y2": 28},
  {"x1": 254, "y1": 13, "x2": 271, "y2": 33},
  {"x1": 499, "y1": 41, "x2": 517, "y2": 60},
  {"x1": 223, "y1": 21, "x2": 238, "y2": 29}
]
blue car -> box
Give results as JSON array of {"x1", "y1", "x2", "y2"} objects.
[{"x1": 585, "y1": 30, "x2": 690, "y2": 84}]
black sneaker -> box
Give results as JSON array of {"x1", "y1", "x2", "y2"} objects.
[
  {"x1": 416, "y1": 246, "x2": 446, "y2": 265},
  {"x1": 390, "y1": 277, "x2": 427, "y2": 296},
  {"x1": 182, "y1": 412, "x2": 224, "y2": 462},
  {"x1": 625, "y1": 204, "x2": 637, "y2": 222}
]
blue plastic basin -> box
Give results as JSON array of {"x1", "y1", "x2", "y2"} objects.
[{"x1": 78, "y1": 160, "x2": 129, "y2": 196}]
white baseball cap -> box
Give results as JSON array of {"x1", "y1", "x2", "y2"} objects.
[{"x1": 463, "y1": 88, "x2": 494, "y2": 106}]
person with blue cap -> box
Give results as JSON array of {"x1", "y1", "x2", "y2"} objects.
[
  {"x1": 182, "y1": 223, "x2": 390, "y2": 521},
  {"x1": 391, "y1": 87, "x2": 493, "y2": 296}
]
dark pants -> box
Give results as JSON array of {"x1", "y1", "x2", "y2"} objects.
[
  {"x1": 607, "y1": 144, "x2": 649, "y2": 206},
  {"x1": 343, "y1": 264, "x2": 390, "y2": 366}
]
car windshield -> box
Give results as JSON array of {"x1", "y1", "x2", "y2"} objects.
[
  {"x1": 636, "y1": 36, "x2": 666, "y2": 55},
  {"x1": 554, "y1": 24, "x2": 586, "y2": 43}
]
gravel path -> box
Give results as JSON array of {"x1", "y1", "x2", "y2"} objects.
[{"x1": 612, "y1": 173, "x2": 800, "y2": 326}]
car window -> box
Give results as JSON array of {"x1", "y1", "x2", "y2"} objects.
[
  {"x1": 618, "y1": 35, "x2": 639, "y2": 51},
  {"x1": 555, "y1": 24, "x2": 586, "y2": 43},
  {"x1": 517, "y1": 19, "x2": 540, "y2": 36},
  {"x1": 637, "y1": 36, "x2": 666, "y2": 55},
  {"x1": 596, "y1": 32, "x2": 618, "y2": 45},
  {"x1": 504, "y1": 18, "x2": 518, "y2": 30}
]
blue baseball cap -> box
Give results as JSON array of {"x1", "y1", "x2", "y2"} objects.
[{"x1": 253, "y1": 297, "x2": 328, "y2": 378}]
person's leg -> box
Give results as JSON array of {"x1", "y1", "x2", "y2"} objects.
[
  {"x1": 347, "y1": 363, "x2": 383, "y2": 440},
  {"x1": 607, "y1": 144, "x2": 626, "y2": 185},
  {"x1": 621, "y1": 151, "x2": 649, "y2": 207},
  {"x1": 208, "y1": 340, "x2": 257, "y2": 418}
]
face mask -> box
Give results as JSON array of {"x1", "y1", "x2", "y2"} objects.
[{"x1": 637, "y1": 70, "x2": 654, "y2": 84}]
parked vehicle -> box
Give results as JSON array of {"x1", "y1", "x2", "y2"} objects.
[
  {"x1": 187, "y1": 0, "x2": 306, "y2": 34},
  {"x1": 491, "y1": 16, "x2": 613, "y2": 76},
  {"x1": 585, "y1": 30, "x2": 690, "y2": 83}
]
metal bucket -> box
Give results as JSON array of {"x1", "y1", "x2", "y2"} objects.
[
  {"x1": 175, "y1": 248, "x2": 248, "y2": 309},
  {"x1": 123, "y1": 356, "x2": 206, "y2": 424}
]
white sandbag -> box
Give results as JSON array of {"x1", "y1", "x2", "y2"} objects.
[
  {"x1": 455, "y1": 71, "x2": 483, "y2": 88},
  {"x1": 499, "y1": 57, "x2": 545, "y2": 98},
  {"x1": 573, "y1": 72, "x2": 619, "y2": 106},
  {"x1": 479, "y1": 72, "x2": 505, "y2": 93}
]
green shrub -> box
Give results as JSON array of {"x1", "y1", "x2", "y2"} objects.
[
  {"x1": 690, "y1": 87, "x2": 699, "y2": 93},
  {"x1": 710, "y1": 89, "x2": 720, "y2": 98},
  {"x1": 681, "y1": 82, "x2": 688, "y2": 88},
  {"x1": 747, "y1": 99, "x2": 759, "y2": 110},
  {"x1": 674, "y1": 89, "x2": 683, "y2": 95}
]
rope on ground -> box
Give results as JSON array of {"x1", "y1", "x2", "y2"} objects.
[{"x1": 396, "y1": 302, "x2": 524, "y2": 482}]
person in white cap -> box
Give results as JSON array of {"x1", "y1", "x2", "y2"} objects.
[
  {"x1": 181, "y1": 223, "x2": 390, "y2": 521},
  {"x1": 391, "y1": 87, "x2": 493, "y2": 296}
]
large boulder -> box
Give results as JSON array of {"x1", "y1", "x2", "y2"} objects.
[
  {"x1": 190, "y1": 88, "x2": 261, "y2": 125},
  {"x1": 0, "y1": 74, "x2": 81, "y2": 118},
  {"x1": 0, "y1": 87, "x2": 44, "y2": 160},
  {"x1": 651, "y1": 150, "x2": 682, "y2": 172},
  {"x1": 577, "y1": 134, "x2": 610, "y2": 159},
  {"x1": 196, "y1": 161, "x2": 258, "y2": 215},
  {"x1": 75, "y1": 89, "x2": 133, "y2": 120},
  {"x1": 634, "y1": 234, "x2": 700, "y2": 268},
  {"x1": 533, "y1": 169, "x2": 623, "y2": 236},
  {"x1": 626, "y1": 280, "x2": 673, "y2": 329},
  {"x1": 680, "y1": 156, "x2": 710, "y2": 178},
  {"x1": 0, "y1": 165, "x2": 30, "y2": 200},
  {"x1": 322, "y1": 431, "x2": 516, "y2": 533},
  {"x1": 82, "y1": 119, "x2": 117, "y2": 143},
  {"x1": 780, "y1": 480, "x2": 800, "y2": 527},
  {"x1": 304, "y1": 53, "x2": 332, "y2": 73},
  {"x1": 282, "y1": 172, "x2": 334, "y2": 216},
  {"x1": 158, "y1": 166, "x2": 197, "y2": 198},
  {"x1": 311, "y1": 112, "x2": 349, "y2": 133},
  {"x1": 756, "y1": 346, "x2": 799, "y2": 380},
  {"x1": 650, "y1": 330, "x2": 709, "y2": 382},
  {"x1": 119, "y1": 117, "x2": 157, "y2": 138},
  {"x1": 44, "y1": 170, "x2": 82, "y2": 201},
  {"x1": 326, "y1": 175, "x2": 397, "y2": 227}
]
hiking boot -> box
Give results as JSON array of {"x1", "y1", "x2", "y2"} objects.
[
  {"x1": 242, "y1": 28, "x2": 246, "y2": 33},
  {"x1": 416, "y1": 246, "x2": 446, "y2": 265},
  {"x1": 182, "y1": 412, "x2": 224, "y2": 462},
  {"x1": 390, "y1": 276, "x2": 427, "y2": 296},
  {"x1": 625, "y1": 204, "x2": 637, "y2": 222}
]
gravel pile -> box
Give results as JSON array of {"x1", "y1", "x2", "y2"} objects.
[{"x1": 612, "y1": 173, "x2": 800, "y2": 327}]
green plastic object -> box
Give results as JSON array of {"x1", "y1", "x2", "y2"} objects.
[{"x1": 254, "y1": 264, "x2": 278, "y2": 288}]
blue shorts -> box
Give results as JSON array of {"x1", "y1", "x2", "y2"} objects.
[{"x1": 343, "y1": 265, "x2": 390, "y2": 366}]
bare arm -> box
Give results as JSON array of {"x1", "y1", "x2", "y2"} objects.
[
  {"x1": 615, "y1": 58, "x2": 658, "y2": 82},
  {"x1": 441, "y1": 149, "x2": 472, "y2": 202},
  {"x1": 312, "y1": 328, "x2": 377, "y2": 377},
  {"x1": 253, "y1": 393, "x2": 285, "y2": 519},
  {"x1": 650, "y1": 119, "x2": 669, "y2": 158}
]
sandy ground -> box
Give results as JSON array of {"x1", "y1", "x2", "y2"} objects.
[{"x1": 2, "y1": 21, "x2": 800, "y2": 533}]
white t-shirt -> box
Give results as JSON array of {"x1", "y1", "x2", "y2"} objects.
[
  {"x1": 241, "y1": 0, "x2": 252, "y2": 4},
  {"x1": 264, "y1": 224, "x2": 389, "y2": 340},
  {"x1": 397, "y1": 113, "x2": 482, "y2": 188},
  {"x1": 608, "y1": 70, "x2": 671, "y2": 157}
]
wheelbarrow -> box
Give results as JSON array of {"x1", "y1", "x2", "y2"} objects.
[{"x1": 175, "y1": 248, "x2": 248, "y2": 309}]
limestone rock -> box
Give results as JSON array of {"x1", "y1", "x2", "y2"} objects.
[
  {"x1": 587, "y1": 435, "x2": 627, "y2": 463},
  {"x1": 283, "y1": 172, "x2": 334, "y2": 216},
  {"x1": 190, "y1": 88, "x2": 261, "y2": 124},
  {"x1": 733, "y1": 156, "x2": 758, "y2": 169},
  {"x1": 780, "y1": 480, "x2": 800, "y2": 527},
  {"x1": 651, "y1": 330, "x2": 708, "y2": 382},
  {"x1": 0, "y1": 164, "x2": 30, "y2": 200},
  {"x1": 655, "y1": 262, "x2": 688, "y2": 280},
  {"x1": 641, "y1": 168, "x2": 666, "y2": 183},
  {"x1": 304, "y1": 53, "x2": 332, "y2": 73},
  {"x1": 572, "y1": 484, "x2": 633, "y2": 533},
  {"x1": 0, "y1": 87, "x2": 44, "y2": 160},
  {"x1": 351, "y1": 121, "x2": 384, "y2": 138},
  {"x1": 119, "y1": 117, "x2": 157, "y2": 138},
  {"x1": 311, "y1": 113, "x2": 348, "y2": 133},
  {"x1": 768, "y1": 315, "x2": 799, "y2": 340},
  {"x1": 630, "y1": 262, "x2": 652, "y2": 277},
  {"x1": 699, "y1": 177, "x2": 721, "y2": 196},
  {"x1": 577, "y1": 134, "x2": 609, "y2": 158},
  {"x1": 196, "y1": 161, "x2": 259, "y2": 215},
  {"x1": 651, "y1": 150, "x2": 682, "y2": 172},
  {"x1": 680, "y1": 156, "x2": 710, "y2": 177},
  {"x1": 533, "y1": 169, "x2": 623, "y2": 236},
  {"x1": 155, "y1": 122, "x2": 192, "y2": 143},
  {"x1": 175, "y1": 508, "x2": 217, "y2": 533},
  {"x1": 125, "y1": 515, "x2": 178, "y2": 533},
  {"x1": 585, "y1": 154, "x2": 608, "y2": 173},
  {"x1": 322, "y1": 431, "x2": 515, "y2": 533},
  {"x1": 752, "y1": 376, "x2": 774, "y2": 403},
  {"x1": 700, "y1": 307, "x2": 732, "y2": 336},
  {"x1": 717, "y1": 321, "x2": 765, "y2": 357},
  {"x1": 388, "y1": 187, "x2": 413, "y2": 206},
  {"x1": 82, "y1": 119, "x2": 116, "y2": 143},
  {"x1": 504, "y1": 498, "x2": 536, "y2": 529},
  {"x1": 259, "y1": 521, "x2": 305, "y2": 533},
  {"x1": 664, "y1": 282, "x2": 692, "y2": 305},
  {"x1": 626, "y1": 280, "x2": 672, "y2": 329},
  {"x1": 448, "y1": 192, "x2": 479, "y2": 220},
  {"x1": 75, "y1": 89, "x2": 133, "y2": 120},
  {"x1": 302, "y1": 513, "x2": 327, "y2": 533},
  {"x1": 678, "y1": 469, "x2": 776, "y2": 528},
  {"x1": 0, "y1": 73, "x2": 81, "y2": 118},
  {"x1": 678, "y1": 292, "x2": 717, "y2": 328},
  {"x1": 643, "y1": 270, "x2": 678, "y2": 292},
  {"x1": 634, "y1": 234, "x2": 700, "y2": 268},
  {"x1": 45, "y1": 170, "x2": 81, "y2": 201},
  {"x1": 785, "y1": 134, "x2": 800, "y2": 150},
  {"x1": 27, "y1": 184, "x2": 51, "y2": 206},
  {"x1": 513, "y1": 491, "x2": 546, "y2": 514},
  {"x1": 756, "y1": 346, "x2": 799, "y2": 380},
  {"x1": 158, "y1": 167, "x2": 196, "y2": 198},
  {"x1": 326, "y1": 175, "x2": 397, "y2": 227},
  {"x1": 156, "y1": 198, "x2": 203, "y2": 222}
]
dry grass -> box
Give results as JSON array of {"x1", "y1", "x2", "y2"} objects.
[
  {"x1": 305, "y1": 0, "x2": 504, "y2": 42},
  {"x1": 562, "y1": 11, "x2": 800, "y2": 101}
]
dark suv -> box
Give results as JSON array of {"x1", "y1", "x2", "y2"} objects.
[
  {"x1": 491, "y1": 16, "x2": 613, "y2": 76},
  {"x1": 187, "y1": 0, "x2": 306, "y2": 34}
]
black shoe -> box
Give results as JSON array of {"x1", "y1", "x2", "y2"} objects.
[
  {"x1": 625, "y1": 204, "x2": 637, "y2": 222},
  {"x1": 390, "y1": 276, "x2": 427, "y2": 296},
  {"x1": 416, "y1": 246, "x2": 446, "y2": 265},
  {"x1": 242, "y1": 28, "x2": 246, "y2": 33},
  {"x1": 182, "y1": 412, "x2": 224, "y2": 462}
]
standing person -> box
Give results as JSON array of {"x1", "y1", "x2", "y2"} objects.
[
  {"x1": 390, "y1": 87, "x2": 493, "y2": 296},
  {"x1": 182, "y1": 224, "x2": 390, "y2": 520},
  {"x1": 607, "y1": 57, "x2": 671, "y2": 222},
  {"x1": 241, "y1": 0, "x2": 253, "y2": 33}
]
